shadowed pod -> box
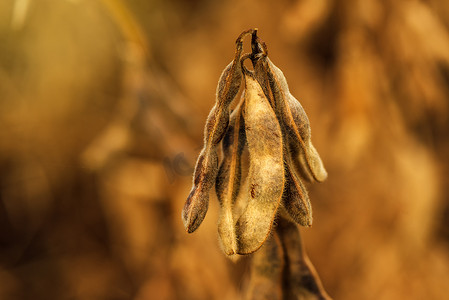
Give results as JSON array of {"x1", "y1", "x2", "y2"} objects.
[
  {"x1": 215, "y1": 99, "x2": 246, "y2": 255},
  {"x1": 280, "y1": 163, "x2": 313, "y2": 227},
  {"x1": 245, "y1": 233, "x2": 283, "y2": 300},
  {"x1": 182, "y1": 29, "x2": 256, "y2": 233},
  {"x1": 276, "y1": 218, "x2": 332, "y2": 300},
  {"x1": 245, "y1": 220, "x2": 331, "y2": 300}
]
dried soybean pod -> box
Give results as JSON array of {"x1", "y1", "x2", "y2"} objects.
[
  {"x1": 246, "y1": 234, "x2": 283, "y2": 300},
  {"x1": 236, "y1": 61, "x2": 285, "y2": 255},
  {"x1": 251, "y1": 38, "x2": 327, "y2": 183},
  {"x1": 182, "y1": 148, "x2": 218, "y2": 233},
  {"x1": 281, "y1": 164, "x2": 312, "y2": 227},
  {"x1": 276, "y1": 218, "x2": 332, "y2": 300},
  {"x1": 249, "y1": 36, "x2": 313, "y2": 226},
  {"x1": 268, "y1": 59, "x2": 327, "y2": 183},
  {"x1": 182, "y1": 29, "x2": 254, "y2": 233},
  {"x1": 289, "y1": 144, "x2": 315, "y2": 182},
  {"x1": 215, "y1": 100, "x2": 246, "y2": 255}
]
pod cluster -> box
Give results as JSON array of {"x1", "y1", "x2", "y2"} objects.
[{"x1": 182, "y1": 29, "x2": 327, "y2": 256}]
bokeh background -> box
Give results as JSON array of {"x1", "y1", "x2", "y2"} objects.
[{"x1": 1, "y1": 0, "x2": 449, "y2": 299}]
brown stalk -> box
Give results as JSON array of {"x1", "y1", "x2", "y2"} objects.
[
  {"x1": 245, "y1": 233, "x2": 283, "y2": 300},
  {"x1": 276, "y1": 217, "x2": 331, "y2": 300}
]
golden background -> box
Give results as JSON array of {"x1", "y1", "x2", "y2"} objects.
[{"x1": 1, "y1": 0, "x2": 449, "y2": 299}]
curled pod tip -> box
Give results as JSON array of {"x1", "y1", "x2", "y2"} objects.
[
  {"x1": 304, "y1": 140, "x2": 328, "y2": 182},
  {"x1": 182, "y1": 186, "x2": 209, "y2": 233},
  {"x1": 216, "y1": 29, "x2": 255, "y2": 106}
]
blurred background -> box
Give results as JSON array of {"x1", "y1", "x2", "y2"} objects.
[{"x1": 1, "y1": 0, "x2": 449, "y2": 299}]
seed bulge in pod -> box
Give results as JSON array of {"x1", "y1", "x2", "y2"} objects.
[{"x1": 236, "y1": 72, "x2": 285, "y2": 255}]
